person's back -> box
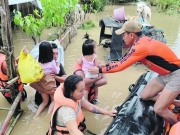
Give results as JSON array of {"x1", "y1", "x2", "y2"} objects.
[
  {"x1": 135, "y1": 36, "x2": 180, "y2": 75},
  {"x1": 41, "y1": 60, "x2": 59, "y2": 75},
  {"x1": 38, "y1": 60, "x2": 59, "y2": 91},
  {"x1": 82, "y1": 54, "x2": 97, "y2": 72}
]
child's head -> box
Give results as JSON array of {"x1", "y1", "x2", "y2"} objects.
[
  {"x1": 82, "y1": 33, "x2": 97, "y2": 56},
  {"x1": 38, "y1": 41, "x2": 53, "y2": 63}
]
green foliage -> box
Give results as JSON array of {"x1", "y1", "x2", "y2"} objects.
[
  {"x1": 13, "y1": 0, "x2": 79, "y2": 40},
  {"x1": 81, "y1": 0, "x2": 108, "y2": 13},
  {"x1": 40, "y1": 0, "x2": 78, "y2": 27},
  {"x1": 145, "y1": 0, "x2": 180, "y2": 14},
  {"x1": 78, "y1": 20, "x2": 95, "y2": 30},
  {"x1": 14, "y1": 10, "x2": 45, "y2": 37}
]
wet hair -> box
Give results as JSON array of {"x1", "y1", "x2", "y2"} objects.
[
  {"x1": 82, "y1": 33, "x2": 96, "y2": 56},
  {"x1": 38, "y1": 41, "x2": 53, "y2": 64},
  {"x1": 63, "y1": 75, "x2": 83, "y2": 98},
  {"x1": 51, "y1": 43, "x2": 58, "y2": 49}
]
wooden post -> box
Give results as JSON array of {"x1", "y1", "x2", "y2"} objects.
[
  {"x1": 0, "y1": 92, "x2": 22, "y2": 135},
  {"x1": 0, "y1": 1, "x2": 22, "y2": 135},
  {"x1": 0, "y1": 0, "x2": 17, "y2": 102}
]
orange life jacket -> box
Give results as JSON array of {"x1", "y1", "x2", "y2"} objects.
[
  {"x1": 164, "y1": 104, "x2": 179, "y2": 135},
  {"x1": 0, "y1": 52, "x2": 24, "y2": 97},
  {"x1": 0, "y1": 52, "x2": 8, "y2": 87},
  {"x1": 48, "y1": 85, "x2": 86, "y2": 135},
  {"x1": 73, "y1": 62, "x2": 95, "y2": 102},
  {"x1": 169, "y1": 121, "x2": 180, "y2": 135}
]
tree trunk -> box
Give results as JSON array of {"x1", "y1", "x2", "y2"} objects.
[{"x1": 0, "y1": 0, "x2": 17, "y2": 101}]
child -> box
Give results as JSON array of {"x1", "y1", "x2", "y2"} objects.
[
  {"x1": 28, "y1": 41, "x2": 60, "y2": 119},
  {"x1": 77, "y1": 33, "x2": 107, "y2": 104}
]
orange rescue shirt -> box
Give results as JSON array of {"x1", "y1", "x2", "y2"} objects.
[{"x1": 100, "y1": 36, "x2": 180, "y2": 75}]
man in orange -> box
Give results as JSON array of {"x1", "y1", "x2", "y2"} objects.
[
  {"x1": 88, "y1": 20, "x2": 180, "y2": 125},
  {"x1": 0, "y1": 51, "x2": 27, "y2": 103}
]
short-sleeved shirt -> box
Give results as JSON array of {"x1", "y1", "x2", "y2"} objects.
[
  {"x1": 41, "y1": 60, "x2": 60, "y2": 75},
  {"x1": 55, "y1": 97, "x2": 85, "y2": 126},
  {"x1": 82, "y1": 54, "x2": 97, "y2": 72}
]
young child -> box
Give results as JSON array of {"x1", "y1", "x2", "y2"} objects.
[
  {"x1": 77, "y1": 33, "x2": 107, "y2": 104},
  {"x1": 29, "y1": 41, "x2": 60, "y2": 119}
]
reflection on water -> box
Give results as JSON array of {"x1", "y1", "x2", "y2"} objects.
[
  {"x1": 171, "y1": 26, "x2": 180, "y2": 58},
  {"x1": 1, "y1": 4, "x2": 180, "y2": 135},
  {"x1": 12, "y1": 27, "x2": 34, "y2": 57}
]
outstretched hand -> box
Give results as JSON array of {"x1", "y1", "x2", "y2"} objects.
[
  {"x1": 88, "y1": 66, "x2": 99, "y2": 74},
  {"x1": 108, "y1": 109, "x2": 117, "y2": 117}
]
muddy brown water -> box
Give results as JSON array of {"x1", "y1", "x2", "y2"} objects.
[{"x1": 0, "y1": 4, "x2": 180, "y2": 135}]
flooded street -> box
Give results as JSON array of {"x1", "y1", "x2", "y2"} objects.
[{"x1": 1, "y1": 4, "x2": 180, "y2": 135}]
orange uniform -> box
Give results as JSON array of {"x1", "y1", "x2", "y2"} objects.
[
  {"x1": 0, "y1": 52, "x2": 26, "y2": 103},
  {"x1": 100, "y1": 36, "x2": 180, "y2": 75}
]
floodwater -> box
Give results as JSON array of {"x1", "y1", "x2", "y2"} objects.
[{"x1": 0, "y1": 4, "x2": 180, "y2": 135}]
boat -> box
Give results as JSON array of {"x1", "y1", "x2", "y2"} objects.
[{"x1": 104, "y1": 71, "x2": 179, "y2": 135}]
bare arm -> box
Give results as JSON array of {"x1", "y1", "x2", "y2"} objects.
[
  {"x1": 94, "y1": 57, "x2": 100, "y2": 68},
  {"x1": 30, "y1": 82, "x2": 55, "y2": 95},
  {"x1": 66, "y1": 120, "x2": 84, "y2": 135},
  {"x1": 81, "y1": 98, "x2": 117, "y2": 117},
  {"x1": 55, "y1": 75, "x2": 67, "y2": 83},
  {"x1": 76, "y1": 57, "x2": 83, "y2": 65}
]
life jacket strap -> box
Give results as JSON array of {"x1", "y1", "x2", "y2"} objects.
[
  {"x1": 78, "y1": 118, "x2": 86, "y2": 132},
  {"x1": 88, "y1": 83, "x2": 95, "y2": 101},
  {"x1": 51, "y1": 107, "x2": 86, "y2": 134}
]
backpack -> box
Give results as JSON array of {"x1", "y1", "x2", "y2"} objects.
[{"x1": 142, "y1": 26, "x2": 167, "y2": 44}]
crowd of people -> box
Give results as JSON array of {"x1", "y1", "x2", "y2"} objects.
[{"x1": 1, "y1": 19, "x2": 180, "y2": 134}]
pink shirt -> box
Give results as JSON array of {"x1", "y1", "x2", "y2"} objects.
[
  {"x1": 82, "y1": 55, "x2": 97, "y2": 72},
  {"x1": 40, "y1": 60, "x2": 60, "y2": 75}
]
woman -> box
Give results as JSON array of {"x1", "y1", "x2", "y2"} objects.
[{"x1": 48, "y1": 75, "x2": 117, "y2": 135}]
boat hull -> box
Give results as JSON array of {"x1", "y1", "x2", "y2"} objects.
[{"x1": 104, "y1": 71, "x2": 164, "y2": 135}]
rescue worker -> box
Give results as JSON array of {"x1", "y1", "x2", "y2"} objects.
[
  {"x1": 0, "y1": 51, "x2": 27, "y2": 103},
  {"x1": 88, "y1": 20, "x2": 180, "y2": 125},
  {"x1": 47, "y1": 75, "x2": 117, "y2": 135}
]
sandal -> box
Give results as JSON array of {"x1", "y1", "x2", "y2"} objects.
[
  {"x1": 90, "y1": 99, "x2": 98, "y2": 105},
  {"x1": 172, "y1": 107, "x2": 180, "y2": 113}
]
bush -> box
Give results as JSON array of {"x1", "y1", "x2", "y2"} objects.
[{"x1": 81, "y1": 0, "x2": 108, "y2": 13}]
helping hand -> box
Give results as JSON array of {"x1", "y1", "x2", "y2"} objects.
[
  {"x1": 88, "y1": 67, "x2": 99, "y2": 74},
  {"x1": 108, "y1": 109, "x2": 117, "y2": 117}
]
